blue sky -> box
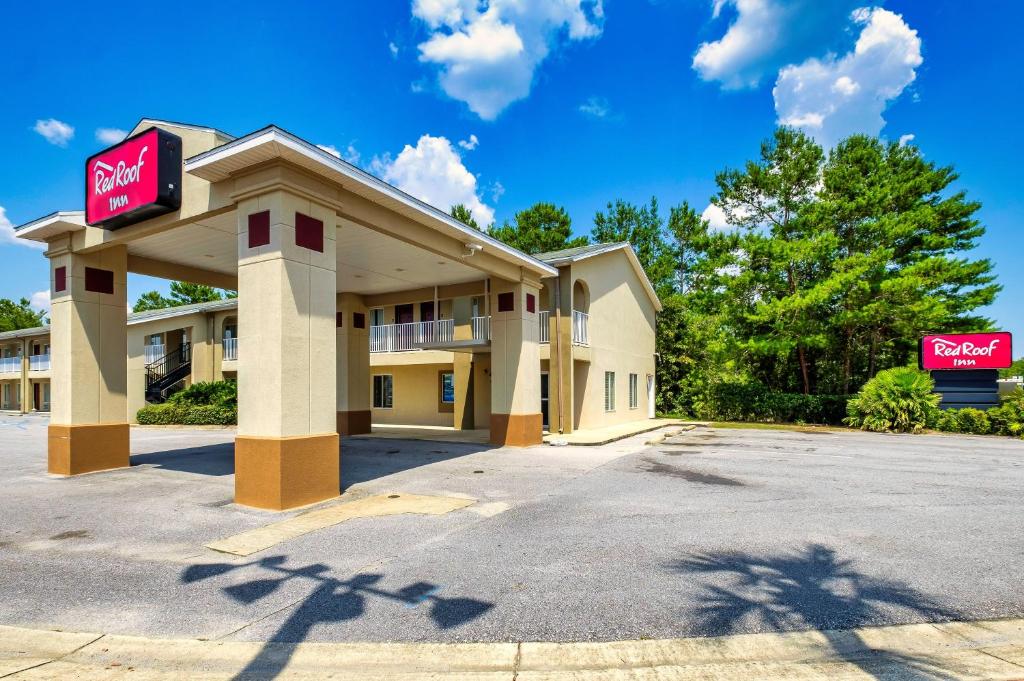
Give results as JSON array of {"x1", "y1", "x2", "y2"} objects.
[{"x1": 0, "y1": 0, "x2": 1020, "y2": 349}]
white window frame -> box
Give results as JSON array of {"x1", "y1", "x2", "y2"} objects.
[
  {"x1": 372, "y1": 374, "x2": 393, "y2": 409},
  {"x1": 604, "y1": 371, "x2": 616, "y2": 412},
  {"x1": 629, "y1": 373, "x2": 638, "y2": 410}
]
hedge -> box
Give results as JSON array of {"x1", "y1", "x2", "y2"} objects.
[
  {"x1": 692, "y1": 380, "x2": 848, "y2": 425},
  {"x1": 136, "y1": 403, "x2": 236, "y2": 426}
]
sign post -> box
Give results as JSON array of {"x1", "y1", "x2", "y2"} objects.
[
  {"x1": 85, "y1": 127, "x2": 182, "y2": 230},
  {"x1": 920, "y1": 332, "x2": 1013, "y2": 409}
]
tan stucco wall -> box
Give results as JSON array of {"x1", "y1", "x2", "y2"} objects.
[
  {"x1": 569, "y1": 252, "x2": 657, "y2": 429},
  {"x1": 371, "y1": 363, "x2": 455, "y2": 427}
]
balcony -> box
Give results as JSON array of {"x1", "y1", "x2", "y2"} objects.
[
  {"x1": 29, "y1": 354, "x2": 50, "y2": 371},
  {"x1": 370, "y1": 320, "x2": 455, "y2": 353},
  {"x1": 222, "y1": 338, "x2": 238, "y2": 361},
  {"x1": 0, "y1": 356, "x2": 20, "y2": 374},
  {"x1": 472, "y1": 316, "x2": 490, "y2": 341},
  {"x1": 538, "y1": 311, "x2": 550, "y2": 343},
  {"x1": 572, "y1": 310, "x2": 589, "y2": 346}
]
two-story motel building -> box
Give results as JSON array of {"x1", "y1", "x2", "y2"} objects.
[{"x1": 13, "y1": 119, "x2": 660, "y2": 511}]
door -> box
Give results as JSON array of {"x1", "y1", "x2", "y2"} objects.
[
  {"x1": 33, "y1": 383, "x2": 41, "y2": 412},
  {"x1": 647, "y1": 375, "x2": 656, "y2": 419},
  {"x1": 395, "y1": 304, "x2": 414, "y2": 324},
  {"x1": 540, "y1": 372, "x2": 549, "y2": 430},
  {"x1": 420, "y1": 302, "x2": 435, "y2": 322}
]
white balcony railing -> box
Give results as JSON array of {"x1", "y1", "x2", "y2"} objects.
[
  {"x1": 572, "y1": 310, "x2": 590, "y2": 346},
  {"x1": 0, "y1": 356, "x2": 20, "y2": 374},
  {"x1": 144, "y1": 345, "x2": 166, "y2": 365},
  {"x1": 538, "y1": 311, "x2": 550, "y2": 343},
  {"x1": 222, "y1": 338, "x2": 238, "y2": 361},
  {"x1": 29, "y1": 354, "x2": 50, "y2": 371},
  {"x1": 472, "y1": 316, "x2": 490, "y2": 341},
  {"x1": 370, "y1": 320, "x2": 455, "y2": 353}
]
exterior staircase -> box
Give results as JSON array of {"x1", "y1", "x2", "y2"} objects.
[{"x1": 145, "y1": 343, "x2": 192, "y2": 403}]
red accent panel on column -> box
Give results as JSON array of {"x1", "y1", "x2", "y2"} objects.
[
  {"x1": 295, "y1": 213, "x2": 324, "y2": 253},
  {"x1": 248, "y1": 211, "x2": 270, "y2": 248},
  {"x1": 526, "y1": 293, "x2": 536, "y2": 313},
  {"x1": 497, "y1": 292, "x2": 514, "y2": 312},
  {"x1": 336, "y1": 313, "x2": 343, "y2": 327},
  {"x1": 84, "y1": 267, "x2": 114, "y2": 294},
  {"x1": 54, "y1": 266, "x2": 67, "y2": 293},
  {"x1": 353, "y1": 312, "x2": 366, "y2": 329}
]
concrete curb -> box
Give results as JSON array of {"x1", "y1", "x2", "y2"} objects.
[{"x1": 3, "y1": 618, "x2": 1024, "y2": 679}]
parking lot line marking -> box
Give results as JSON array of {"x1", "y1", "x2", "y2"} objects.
[{"x1": 205, "y1": 493, "x2": 476, "y2": 556}]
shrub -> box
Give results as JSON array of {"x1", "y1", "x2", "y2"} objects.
[
  {"x1": 167, "y1": 380, "x2": 237, "y2": 408},
  {"x1": 936, "y1": 407, "x2": 992, "y2": 435},
  {"x1": 989, "y1": 389, "x2": 1024, "y2": 439},
  {"x1": 691, "y1": 380, "x2": 848, "y2": 424},
  {"x1": 844, "y1": 367, "x2": 940, "y2": 433},
  {"x1": 137, "y1": 402, "x2": 236, "y2": 426}
]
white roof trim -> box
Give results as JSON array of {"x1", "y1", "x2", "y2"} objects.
[
  {"x1": 185, "y1": 126, "x2": 558, "y2": 279},
  {"x1": 550, "y1": 243, "x2": 662, "y2": 312},
  {"x1": 15, "y1": 211, "x2": 86, "y2": 242},
  {"x1": 127, "y1": 299, "x2": 238, "y2": 326}
]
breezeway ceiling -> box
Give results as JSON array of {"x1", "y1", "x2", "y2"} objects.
[{"x1": 125, "y1": 213, "x2": 486, "y2": 295}]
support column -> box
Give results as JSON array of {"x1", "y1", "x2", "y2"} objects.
[
  {"x1": 452, "y1": 297, "x2": 475, "y2": 430},
  {"x1": 489, "y1": 278, "x2": 543, "y2": 446},
  {"x1": 20, "y1": 339, "x2": 30, "y2": 414},
  {"x1": 47, "y1": 243, "x2": 130, "y2": 475},
  {"x1": 547, "y1": 267, "x2": 574, "y2": 434},
  {"x1": 336, "y1": 292, "x2": 370, "y2": 435},
  {"x1": 235, "y1": 190, "x2": 339, "y2": 510}
]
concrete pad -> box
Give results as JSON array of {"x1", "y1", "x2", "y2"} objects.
[
  {"x1": 544, "y1": 419, "x2": 688, "y2": 446},
  {"x1": 205, "y1": 493, "x2": 477, "y2": 556}
]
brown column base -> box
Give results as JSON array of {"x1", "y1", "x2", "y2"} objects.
[
  {"x1": 336, "y1": 410, "x2": 371, "y2": 436},
  {"x1": 235, "y1": 433, "x2": 340, "y2": 510},
  {"x1": 48, "y1": 423, "x2": 130, "y2": 476},
  {"x1": 490, "y1": 413, "x2": 543, "y2": 447}
]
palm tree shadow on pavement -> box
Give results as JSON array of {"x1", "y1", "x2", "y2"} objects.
[
  {"x1": 669, "y1": 543, "x2": 969, "y2": 680},
  {"x1": 181, "y1": 556, "x2": 493, "y2": 680}
]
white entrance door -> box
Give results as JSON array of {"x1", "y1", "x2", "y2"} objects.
[{"x1": 647, "y1": 374, "x2": 656, "y2": 418}]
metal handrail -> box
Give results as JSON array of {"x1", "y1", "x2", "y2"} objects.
[
  {"x1": 144, "y1": 344, "x2": 166, "y2": 365},
  {"x1": 572, "y1": 310, "x2": 589, "y2": 346},
  {"x1": 538, "y1": 311, "x2": 550, "y2": 343},
  {"x1": 29, "y1": 354, "x2": 50, "y2": 371},
  {"x1": 146, "y1": 342, "x2": 191, "y2": 386},
  {"x1": 222, "y1": 338, "x2": 238, "y2": 361},
  {"x1": 471, "y1": 316, "x2": 490, "y2": 341},
  {"x1": 0, "y1": 357, "x2": 20, "y2": 373},
  {"x1": 369, "y1": 320, "x2": 456, "y2": 353}
]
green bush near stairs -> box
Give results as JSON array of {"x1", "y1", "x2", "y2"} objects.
[{"x1": 137, "y1": 380, "x2": 237, "y2": 425}]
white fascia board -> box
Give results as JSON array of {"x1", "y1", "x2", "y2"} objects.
[
  {"x1": 185, "y1": 126, "x2": 558, "y2": 279},
  {"x1": 14, "y1": 211, "x2": 86, "y2": 242},
  {"x1": 550, "y1": 243, "x2": 663, "y2": 312}
]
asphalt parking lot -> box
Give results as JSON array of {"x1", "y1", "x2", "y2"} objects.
[{"x1": 0, "y1": 414, "x2": 1022, "y2": 645}]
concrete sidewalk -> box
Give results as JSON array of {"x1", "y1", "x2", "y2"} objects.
[{"x1": 3, "y1": 618, "x2": 1024, "y2": 679}]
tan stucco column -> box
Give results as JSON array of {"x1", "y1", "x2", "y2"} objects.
[
  {"x1": 20, "y1": 339, "x2": 30, "y2": 414},
  {"x1": 336, "y1": 292, "x2": 370, "y2": 436},
  {"x1": 547, "y1": 268, "x2": 574, "y2": 434},
  {"x1": 489, "y1": 278, "x2": 542, "y2": 446},
  {"x1": 46, "y1": 242, "x2": 130, "y2": 475},
  {"x1": 452, "y1": 297, "x2": 475, "y2": 430},
  {"x1": 235, "y1": 190, "x2": 339, "y2": 510}
]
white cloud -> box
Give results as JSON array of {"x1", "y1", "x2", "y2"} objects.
[
  {"x1": 458, "y1": 134, "x2": 479, "y2": 151},
  {"x1": 693, "y1": 0, "x2": 860, "y2": 89},
  {"x1": 318, "y1": 143, "x2": 362, "y2": 165},
  {"x1": 489, "y1": 180, "x2": 506, "y2": 203},
  {"x1": 95, "y1": 128, "x2": 127, "y2": 145},
  {"x1": 701, "y1": 203, "x2": 731, "y2": 231},
  {"x1": 29, "y1": 290, "x2": 51, "y2": 313},
  {"x1": 318, "y1": 144, "x2": 343, "y2": 158},
  {"x1": 375, "y1": 134, "x2": 495, "y2": 226},
  {"x1": 773, "y1": 8, "x2": 923, "y2": 149},
  {"x1": 33, "y1": 118, "x2": 74, "y2": 147},
  {"x1": 389, "y1": 41, "x2": 400, "y2": 58},
  {"x1": 414, "y1": 0, "x2": 604, "y2": 120},
  {"x1": 898, "y1": 133, "x2": 915, "y2": 147},
  {"x1": 0, "y1": 206, "x2": 45, "y2": 250},
  {"x1": 578, "y1": 96, "x2": 610, "y2": 118}
]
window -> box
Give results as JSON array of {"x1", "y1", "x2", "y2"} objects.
[
  {"x1": 604, "y1": 371, "x2": 616, "y2": 412},
  {"x1": 629, "y1": 373, "x2": 638, "y2": 410},
  {"x1": 373, "y1": 375, "x2": 393, "y2": 409},
  {"x1": 370, "y1": 308, "x2": 385, "y2": 327},
  {"x1": 497, "y1": 291, "x2": 514, "y2": 312},
  {"x1": 440, "y1": 372, "x2": 455, "y2": 404}
]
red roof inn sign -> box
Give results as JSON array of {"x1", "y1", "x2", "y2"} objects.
[
  {"x1": 920, "y1": 332, "x2": 1013, "y2": 370},
  {"x1": 85, "y1": 127, "x2": 182, "y2": 229}
]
